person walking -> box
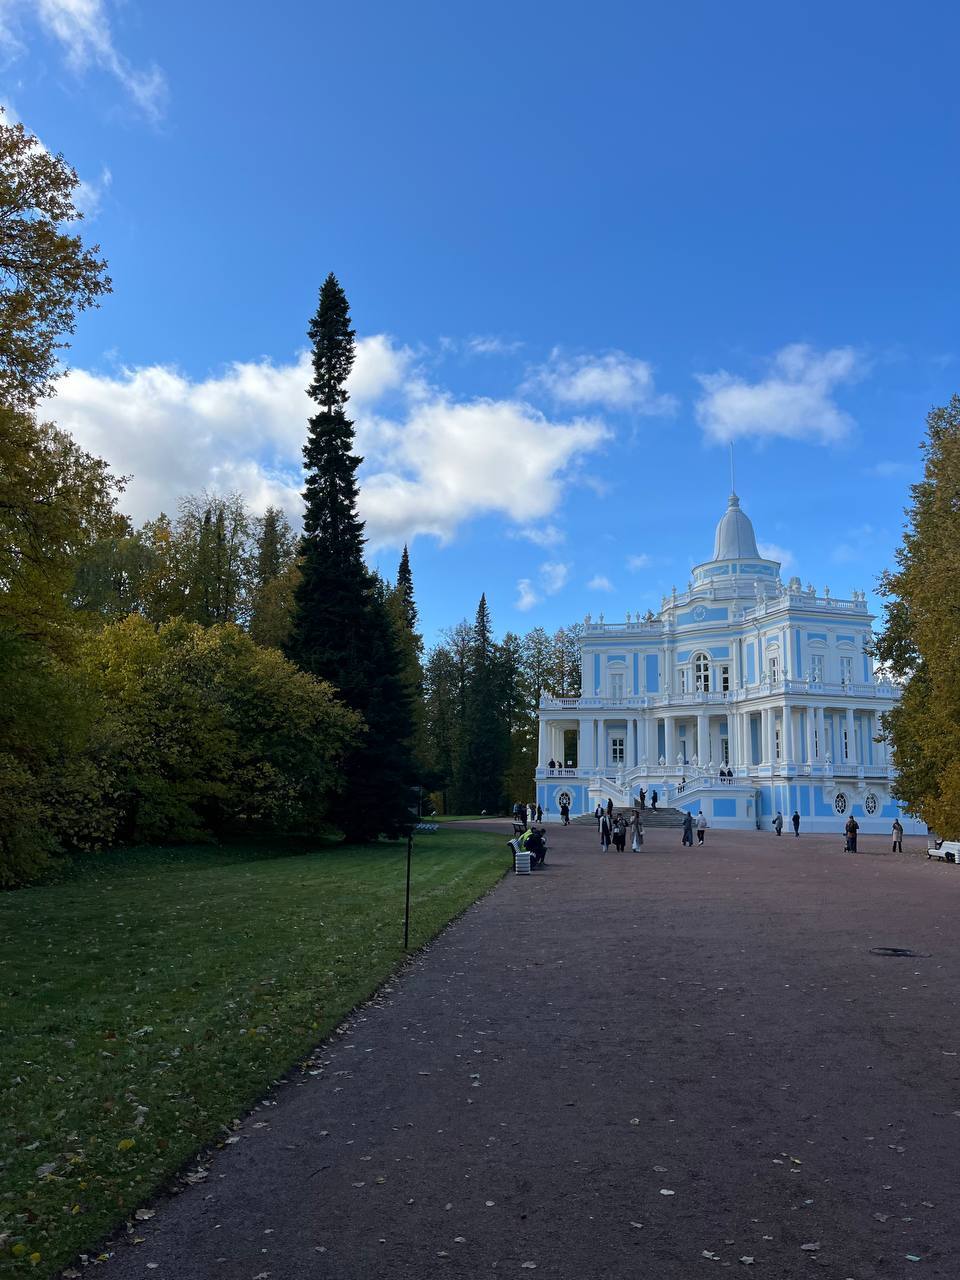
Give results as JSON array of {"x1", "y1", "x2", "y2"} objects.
[
  {"x1": 696, "y1": 811, "x2": 707, "y2": 844},
  {"x1": 520, "y1": 803, "x2": 528, "y2": 827},
  {"x1": 773, "y1": 811, "x2": 783, "y2": 837},
  {"x1": 536, "y1": 803, "x2": 543, "y2": 823},
  {"x1": 681, "y1": 811, "x2": 694, "y2": 846},
  {"x1": 560, "y1": 800, "x2": 570, "y2": 826},
  {"x1": 651, "y1": 789, "x2": 658, "y2": 811},
  {"x1": 606, "y1": 798, "x2": 614, "y2": 820},
  {"x1": 638, "y1": 788, "x2": 646, "y2": 811},
  {"x1": 631, "y1": 809, "x2": 644, "y2": 850},
  {"x1": 791, "y1": 810, "x2": 800, "y2": 837},
  {"x1": 844, "y1": 814, "x2": 859, "y2": 852},
  {"x1": 891, "y1": 817, "x2": 903, "y2": 853},
  {"x1": 599, "y1": 810, "x2": 612, "y2": 853},
  {"x1": 612, "y1": 814, "x2": 626, "y2": 852}
]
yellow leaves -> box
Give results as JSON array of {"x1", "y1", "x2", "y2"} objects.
[
  {"x1": 29, "y1": 1252, "x2": 41, "y2": 1265},
  {"x1": 117, "y1": 1137, "x2": 136, "y2": 1151},
  {"x1": 11, "y1": 1243, "x2": 26, "y2": 1257}
]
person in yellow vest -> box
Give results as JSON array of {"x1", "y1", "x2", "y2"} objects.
[{"x1": 518, "y1": 826, "x2": 546, "y2": 867}]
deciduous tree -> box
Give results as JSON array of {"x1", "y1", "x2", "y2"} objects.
[
  {"x1": 0, "y1": 110, "x2": 110, "y2": 408},
  {"x1": 875, "y1": 394, "x2": 960, "y2": 836}
]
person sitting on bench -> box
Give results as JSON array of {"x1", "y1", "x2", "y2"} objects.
[{"x1": 519, "y1": 826, "x2": 547, "y2": 866}]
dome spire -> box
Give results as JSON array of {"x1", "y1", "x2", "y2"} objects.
[{"x1": 712, "y1": 488, "x2": 759, "y2": 560}]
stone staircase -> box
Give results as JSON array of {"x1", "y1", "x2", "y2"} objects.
[{"x1": 574, "y1": 806, "x2": 683, "y2": 828}]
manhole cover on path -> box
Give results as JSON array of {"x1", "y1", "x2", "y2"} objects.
[{"x1": 869, "y1": 946, "x2": 931, "y2": 958}]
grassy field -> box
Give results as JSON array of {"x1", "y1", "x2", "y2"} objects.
[{"x1": 0, "y1": 831, "x2": 507, "y2": 1275}]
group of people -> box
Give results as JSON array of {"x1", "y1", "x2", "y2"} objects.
[
  {"x1": 681, "y1": 811, "x2": 708, "y2": 845},
  {"x1": 635, "y1": 788, "x2": 658, "y2": 811},
  {"x1": 772, "y1": 810, "x2": 802, "y2": 837},
  {"x1": 512, "y1": 801, "x2": 543, "y2": 826},
  {"x1": 595, "y1": 801, "x2": 645, "y2": 852}
]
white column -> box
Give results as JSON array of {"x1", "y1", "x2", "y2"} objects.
[
  {"x1": 628, "y1": 718, "x2": 637, "y2": 768},
  {"x1": 783, "y1": 704, "x2": 794, "y2": 764},
  {"x1": 664, "y1": 715, "x2": 675, "y2": 764},
  {"x1": 697, "y1": 712, "x2": 709, "y2": 765},
  {"x1": 538, "y1": 718, "x2": 548, "y2": 766},
  {"x1": 579, "y1": 718, "x2": 593, "y2": 768},
  {"x1": 815, "y1": 706, "x2": 825, "y2": 761},
  {"x1": 764, "y1": 708, "x2": 776, "y2": 765},
  {"x1": 845, "y1": 706, "x2": 857, "y2": 766},
  {"x1": 727, "y1": 713, "x2": 737, "y2": 766},
  {"x1": 805, "y1": 704, "x2": 815, "y2": 764},
  {"x1": 643, "y1": 715, "x2": 654, "y2": 764}
]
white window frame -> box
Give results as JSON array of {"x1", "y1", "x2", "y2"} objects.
[
  {"x1": 694, "y1": 653, "x2": 711, "y2": 692},
  {"x1": 843, "y1": 728, "x2": 849, "y2": 760},
  {"x1": 609, "y1": 671, "x2": 625, "y2": 701},
  {"x1": 611, "y1": 736, "x2": 625, "y2": 764},
  {"x1": 810, "y1": 653, "x2": 824, "y2": 682},
  {"x1": 721, "y1": 736, "x2": 730, "y2": 765},
  {"x1": 679, "y1": 667, "x2": 687, "y2": 694},
  {"x1": 839, "y1": 655, "x2": 853, "y2": 685},
  {"x1": 775, "y1": 726, "x2": 782, "y2": 761},
  {"x1": 720, "y1": 664, "x2": 730, "y2": 692},
  {"x1": 769, "y1": 655, "x2": 780, "y2": 684}
]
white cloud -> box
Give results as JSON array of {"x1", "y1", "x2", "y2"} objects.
[
  {"x1": 1, "y1": 0, "x2": 167, "y2": 120},
  {"x1": 695, "y1": 344, "x2": 862, "y2": 444},
  {"x1": 868, "y1": 459, "x2": 912, "y2": 479},
  {"x1": 757, "y1": 541, "x2": 797, "y2": 573},
  {"x1": 46, "y1": 336, "x2": 610, "y2": 551},
  {"x1": 465, "y1": 335, "x2": 523, "y2": 356},
  {"x1": 75, "y1": 164, "x2": 111, "y2": 216},
  {"x1": 830, "y1": 523, "x2": 876, "y2": 565},
  {"x1": 626, "y1": 553, "x2": 651, "y2": 571},
  {"x1": 510, "y1": 523, "x2": 565, "y2": 548},
  {"x1": 588, "y1": 574, "x2": 614, "y2": 591},
  {"x1": 540, "y1": 561, "x2": 569, "y2": 594},
  {"x1": 515, "y1": 579, "x2": 539, "y2": 611},
  {"x1": 526, "y1": 349, "x2": 677, "y2": 414}
]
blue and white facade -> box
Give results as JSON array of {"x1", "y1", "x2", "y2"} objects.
[{"x1": 536, "y1": 492, "x2": 920, "y2": 833}]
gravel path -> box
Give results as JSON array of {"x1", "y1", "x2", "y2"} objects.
[{"x1": 102, "y1": 824, "x2": 960, "y2": 1280}]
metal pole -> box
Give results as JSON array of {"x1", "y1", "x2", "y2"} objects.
[{"x1": 403, "y1": 831, "x2": 413, "y2": 950}]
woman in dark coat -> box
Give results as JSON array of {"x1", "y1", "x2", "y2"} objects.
[
  {"x1": 681, "y1": 811, "x2": 694, "y2": 846},
  {"x1": 599, "y1": 811, "x2": 612, "y2": 852}
]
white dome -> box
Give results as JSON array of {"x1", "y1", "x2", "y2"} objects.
[{"x1": 713, "y1": 493, "x2": 759, "y2": 560}]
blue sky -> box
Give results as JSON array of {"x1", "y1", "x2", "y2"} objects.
[{"x1": 5, "y1": 0, "x2": 959, "y2": 643}]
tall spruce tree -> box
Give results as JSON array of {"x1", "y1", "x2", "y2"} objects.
[
  {"x1": 287, "y1": 274, "x2": 415, "y2": 840},
  {"x1": 456, "y1": 595, "x2": 507, "y2": 813}
]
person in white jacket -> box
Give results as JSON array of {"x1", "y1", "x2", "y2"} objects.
[{"x1": 696, "y1": 811, "x2": 707, "y2": 845}]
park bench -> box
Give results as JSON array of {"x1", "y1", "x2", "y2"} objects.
[
  {"x1": 512, "y1": 822, "x2": 525, "y2": 836},
  {"x1": 509, "y1": 837, "x2": 531, "y2": 874},
  {"x1": 926, "y1": 835, "x2": 960, "y2": 864}
]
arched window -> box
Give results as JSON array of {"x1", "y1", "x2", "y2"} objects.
[{"x1": 694, "y1": 653, "x2": 710, "y2": 692}]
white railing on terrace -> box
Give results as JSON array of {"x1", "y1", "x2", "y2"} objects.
[{"x1": 540, "y1": 679, "x2": 899, "y2": 712}]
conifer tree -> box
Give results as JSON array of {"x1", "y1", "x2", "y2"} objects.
[
  {"x1": 396, "y1": 544, "x2": 418, "y2": 633},
  {"x1": 287, "y1": 274, "x2": 415, "y2": 840},
  {"x1": 456, "y1": 595, "x2": 507, "y2": 813}
]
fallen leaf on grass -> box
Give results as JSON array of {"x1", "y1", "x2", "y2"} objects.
[
  {"x1": 740, "y1": 1257, "x2": 754, "y2": 1265},
  {"x1": 659, "y1": 1189, "x2": 675, "y2": 1196},
  {"x1": 134, "y1": 1209, "x2": 155, "y2": 1221},
  {"x1": 800, "y1": 1242, "x2": 820, "y2": 1251},
  {"x1": 521, "y1": 1265, "x2": 537, "y2": 1271}
]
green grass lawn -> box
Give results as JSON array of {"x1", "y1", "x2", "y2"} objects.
[{"x1": 0, "y1": 831, "x2": 507, "y2": 1275}]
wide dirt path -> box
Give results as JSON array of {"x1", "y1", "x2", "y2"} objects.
[{"x1": 103, "y1": 824, "x2": 960, "y2": 1280}]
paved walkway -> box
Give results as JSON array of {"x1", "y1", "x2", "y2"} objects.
[{"x1": 105, "y1": 825, "x2": 960, "y2": 1279}]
